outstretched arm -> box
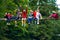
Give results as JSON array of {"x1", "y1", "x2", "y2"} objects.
[
  {"x1": 19, "y1": 5, "x2": 23, "y2": 12},
  {"x1": 26, "y1": 5, "x2": 28, "y2": 14},
  {"x1": 37, "y1": 6, "x2": 40, "y2": 10},
  {"x1": 40, "y1": 13, "x2": 42, "y2": 19},
  {"x1": 49, "y1": 14, "x2": 52, "y2": 18}
]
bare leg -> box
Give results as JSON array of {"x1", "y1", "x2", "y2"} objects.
[
  {"x1": 15, "y1": 21, "x2": 17, "y2": 26},
  {"x1": 24, "y1": 20, "x2": 26, "y2": 26},
  {"x1": 37, "y1": 19, "x2": 39, "y2": 24},
  {"x1": 22, "y1": 20, "x2": 24, "y2": 26}
]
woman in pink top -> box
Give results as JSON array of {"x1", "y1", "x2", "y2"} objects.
[{"x1": 49, "y1": 11, "x2": 59, "y2": 19}]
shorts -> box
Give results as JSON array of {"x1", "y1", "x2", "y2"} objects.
[{"x1": 22, "y1": 18, "x2": 26, "y2": 20}]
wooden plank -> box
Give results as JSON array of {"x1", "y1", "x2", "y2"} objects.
[{"x1": 0, "y1": 18, "x2": 7, "y2": 20}]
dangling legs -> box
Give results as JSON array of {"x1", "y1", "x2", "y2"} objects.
[
  {"x1": 7, "y1": 19, "x2": 11, "y2": 25},
  {"x1": 24, "y1": 18, "x2": 26, "y2": 27},
  {"x1": 35, "y1": 18, "x2": 37, "y2": 24},
  {"x1": 15, "y1": 20, "x2": 17, "y2": 26},
  {"x1": 37, "y1": 18, "x2": 39, "y2": 24},
  {"x1": 28, "y1": 18, "x2": 31, "y2": 24},
  {"x1": 22, "y1": 18, "x2": 24, "y2": 26}
]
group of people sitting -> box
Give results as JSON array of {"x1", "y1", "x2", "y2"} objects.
[{"x1": 4, "y1": 5, "x2": 59, "y2": 27}]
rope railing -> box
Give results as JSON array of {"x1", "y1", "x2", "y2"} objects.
[{"x1": 0, "y1": 18, "x2": 60, "y2": 21}]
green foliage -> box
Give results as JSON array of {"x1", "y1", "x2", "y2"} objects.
[
  {"x1": 0, "y1": 20, "x2": 60, "y2": 40},
  {"x1": 0, "y1": 0, "x2": 60, "y2": 40}
]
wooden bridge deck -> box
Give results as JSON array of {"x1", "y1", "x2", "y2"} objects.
[{"x1": 0, "y1": 18, "x2": 60, "y2": 21}]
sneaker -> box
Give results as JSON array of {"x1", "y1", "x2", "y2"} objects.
[
  {"x1": 22, "y1": 24, "x2": 24, "y2": 26},
  {"x1": 15, "y1": 24, "x2": 18, "y2": 27},
  {"x1": 7, "y1": 23, "x2": 10, "y2": 25},
  {"x1": 37, "y1": 23, "x2": 39, "y2": 24}
]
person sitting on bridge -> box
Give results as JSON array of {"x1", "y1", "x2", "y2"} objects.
[
  {"x1": 4, "y1": 12, "x2": 12, "y2": 25},
  {"x1": 33, "y1": 9, "x2": 42, "y2": 24},
  {"x1": 27, "y1": 10, "x2": 33, "y2": 24},
  {"x1": 35, "y1": 10, "x2": 42, "y2": 24},
  {"x1": 16, "y1": 9, "x2": 22, "y2": 20},
  {"x1": 49, "y1": 11, "x2": 59, "y2": 19},
  {"x1": 33, "y1": 10, "x2": 37, "y2": 24},
  {"x1": 21, "y1": 5, "x2": 28, "y2": 27}
]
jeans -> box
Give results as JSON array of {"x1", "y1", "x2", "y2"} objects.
[{"x1": 27, "y1": 18, "x2": 33, "y2": 24}]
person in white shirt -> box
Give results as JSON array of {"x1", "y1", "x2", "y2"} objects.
[{"x1": 36, "y1": 10, "x2": 42, "y2": 24}]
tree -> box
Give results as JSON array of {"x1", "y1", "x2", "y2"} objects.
[{"x1": 0, "y1": 0, "x2": 60, "y2": 40}]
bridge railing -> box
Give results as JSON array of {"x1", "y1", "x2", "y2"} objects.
[{"x1": 0, "y1": 17, "x2": 60, "y2": 21}]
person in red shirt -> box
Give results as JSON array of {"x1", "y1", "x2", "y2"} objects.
[
  {"x1": 49, "y1": 11, "x2": 59, "y2": 19},
  {"x1": 33, "y1": 10, "x2": 36, "y2": 18},
  {"x1": 22, "y1": 10, "x2": 27, "y2": 18},
  {"x1": 33, "y1": 10, "x2": 37, "y2": 24},
  {"x1": 21, "y1": 5, "x2": 28, "y2": 26}
]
